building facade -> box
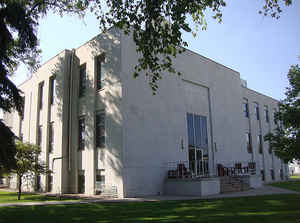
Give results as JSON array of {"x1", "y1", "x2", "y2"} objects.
[{"x1": 4, "y1": 28, "x2": 289, "y2": 197}]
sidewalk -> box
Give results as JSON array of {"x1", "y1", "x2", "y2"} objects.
[{"x1": 0, "y1": 185, "x2": 299, "y2": 207}]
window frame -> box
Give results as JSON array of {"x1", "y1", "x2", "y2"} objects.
[
  {"x1": 78, "y1": 116, "x2": 85, "y2": 150},
  {"x1": 79, "y1": 63, "x2": 86, "y2": 97},
  {"x1": 96, "y1": 54, "x2": 105, "y2": 91},
  {"x1": 95, "y1": 110, "x2": 105, "y2": 148},
  {"x1": 38, "y1": 82, "x2": 44, "y2": 110}
]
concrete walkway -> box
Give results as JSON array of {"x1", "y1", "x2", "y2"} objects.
[{"x1": 0, "y1": 185, "x2": 299, "y2": 207}]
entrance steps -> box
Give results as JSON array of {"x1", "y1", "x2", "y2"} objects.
[{"x1": 220, "y1": 176, "x2": 250, "y2": 193}]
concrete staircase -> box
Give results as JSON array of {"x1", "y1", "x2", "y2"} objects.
[{"x1": 220, "y1": 176, "x2": 250, "y2": 193}]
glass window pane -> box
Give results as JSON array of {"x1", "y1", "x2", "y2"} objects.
[
  {"x1": 187, "y1": 113, "x2": 194, "y2": 146},
  {"x1": 201, "y1": 116, "x2": 208, "y2": 146},
  {"x1": 194, "y1": 115, "x2": 201, "y2": 147}
]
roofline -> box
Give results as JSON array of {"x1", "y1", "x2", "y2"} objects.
[
  {"x1": 18, "y1": 49, "x2": 70, "y2": 87},
  {"x1": 183, "y1": 47, "x2": 240, "y2": 75},
  {"x1": 243, "y1": 86, "x2": 280, "y2": 103}
]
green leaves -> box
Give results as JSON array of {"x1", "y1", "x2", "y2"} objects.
[{"x1": 265, "y1": 61, "x2": 300, "y2": 163}]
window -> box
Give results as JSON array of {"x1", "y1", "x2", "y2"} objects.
[
  {"x1": 79, "y1": 64, "x2": 86, "y2": 97},
  {"x1": 49, "y1": 76, "x2": 56, "y2": 105},
  {"x1": 254, "y1": 103, "x2": 259, "y2": 120},
  {"x1": 96, "y1": 55, "x2": 104, "y2": 90},
  {"x1": 268, "y1": 143, "x2": 272, "y2": 154},
  {"x1": 48, "y1": 122, "x2": 54, "y2": 153},
  {"x1": 78, "y1": 117, "x2": 85, "y2": 150},
  {"x1": 242, "y1": 99, "x2": 249, "y2": 118},
  {"x1": 246, "y1": 133, "x2": 252, "y2": 153},
  {"x1": 187, "y1": 113, "x2": 208, "y2": 148},
  {"x1": 78, "y1": 170, "x2": 85, "y2": 193},
  {"x1": 21, "y1": 96, "x2": 25, "y2": 120},
  {"x1": 273, "y1": 108, "x2": 278, "y2": 125},
  {"x1": 264, "y1": 105, "x2": 269, "y2": 123},
  {"x1": 47, "y1": 174, "x2": 53, "y2": 192},
  {"x1": 38, "y1": 82, "x2": 44, "y2": 110},
  {"x1": 37, "y1": 125, "x2": 42, "y2": 147},
  {"x1": 271, "y1": 169, "x2": 275, "y2": 180},
  {"x1": 96, "y1": 169, "x2": 105, "y2": 194},
  {"x1": 96, "y1": 111, "x2": 105, "y2": 148},
  {"x1": 258, "y1": 134, "x2": 263, "y2": 154}
]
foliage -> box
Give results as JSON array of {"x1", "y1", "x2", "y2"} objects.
[
  {"x1": 0, "y1": 0, "x2": 293, "y2": 171},
  {"x1": 0, "y1": 121, "x2": 16, "y2": 173},
  {"x1": 12, "y1": 141, "x2": 48, "y2": 200},
  {"x1": 265, "y1": 64, "x2": 300, "y2": 163}
]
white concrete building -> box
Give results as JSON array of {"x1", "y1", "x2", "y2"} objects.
[{"x1": 4, "y1": 28, "x2": 289, "y2": 197}]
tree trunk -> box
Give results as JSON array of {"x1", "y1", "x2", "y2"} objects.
[{"x1": 18, "y1": 175, "x2": 22, "y2": 200}]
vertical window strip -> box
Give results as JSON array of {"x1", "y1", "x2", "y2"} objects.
[
  {"x1": 39, "y1": 82, "x2": 44, "y2": 110},
  {"x1": 96, "y1": 57, "x2": 102, "y2": 90},
  {"x1": 243, "y1": 99, "x2": 249, "y2": 118},
  {"x1": 254, "y1": 103, "x2": 259, "y2": 120},
  {"x1": 49, "y1": 122, "x2": 54, "y2": 153},
  {"x1": 78, "y1": 117, "x2": 85, "y2": 150},
  {"x1": 49, "y1": 76, "x2": 56, "y2": 105},
  {"x1": 200, "y1": 116, "x2": 208, "y2": 146},
  {"x1": 258, "y1": 134, "x2": 263, "y2": 154},
  {"x1": 37, "y1": 125, "x2": 42, "y2": 147},
  {"x1": 264, "y1": 106, "x2": 269, "y2": 123},
  {"x1": 187, "y1": 113, "x2": 194, "y2": 147},
  {"x1": 96, "y1": 111, "x2": 105, "y2": 148},
  {"x1": 246, "y1": 133, "x2": 252, "y2": 153},
  {"x1": 79, "y1": 64, "x2": 86, "y2": 97}
]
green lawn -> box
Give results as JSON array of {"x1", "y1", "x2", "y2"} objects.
[
  {"x1": 0, "y1": 194, "x2": 300, "y2": 223},
  {"x1": 0, "y1": 191, "x2": 76, "y2": 203},
  {"x1": 269, "y1": 180, "x2": 300, "y2": 192},
  {"x1": 291, "y1": 175, "x2": 300, "y2": 180}
]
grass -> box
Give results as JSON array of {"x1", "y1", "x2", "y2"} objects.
[
  {"x1": 0, "y1": 191, "x2": 76, "y2": 203},
  {"x1": 290, "y1": 175, "x2": 300, "y2": 180},
  {"x1": 0, "y1": 194, "x2": 300, "y2": 223},
  {"x1": 269, "y1": 179, "x2": 300, "y2": 192}
]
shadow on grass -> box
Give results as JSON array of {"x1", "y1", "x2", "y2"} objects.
[{"x1": 0, "y1": 194, "x2": 300, "y2": 223}]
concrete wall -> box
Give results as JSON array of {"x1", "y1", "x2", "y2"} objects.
[
  {"x1": 164, "y1": 178, "x2": 220, "y2": 196},
  {"x1": 75, "y1": 27, "x2": 124, "y2": 197}
]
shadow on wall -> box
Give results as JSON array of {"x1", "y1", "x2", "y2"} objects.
[{"x1": 49, "y1": 28, "x2": 123, "y2": 190}]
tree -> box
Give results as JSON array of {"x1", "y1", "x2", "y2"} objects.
[
  {"x1": 0, "y1": 0, "x2": 293, "y2": 170},
  {"x1": 12, "y1": 141, "x2": 47, "y2": 200},
  {"x1": 265, "y1": 63, "x2": 300, "y2": 163}
]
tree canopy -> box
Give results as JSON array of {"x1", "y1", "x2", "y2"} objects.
[
  {"x1": 0, "y1": 0, "x2": 294, "y2": 170},
  {"x1": 265, "y1": 62, "x2": 300, "y2": 163},
  {"x1": 13, "y1": 141, "x2": 47, "y2": 200}
]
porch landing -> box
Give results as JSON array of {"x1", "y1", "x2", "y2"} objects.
[{"x1": 164, "y1": 177, "x2": 220, "y2": 197}]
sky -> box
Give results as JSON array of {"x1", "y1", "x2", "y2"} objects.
[{"x1": 11, "y1": 0, "x2": 300, "y2": 101}]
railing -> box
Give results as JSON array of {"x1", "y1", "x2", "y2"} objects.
[
  {"x1": 217, "y1": 161, "x2": 256, "y2": 177},
  {"x1": 166, "y1": 160, "x2": 209, "y2": 179}
]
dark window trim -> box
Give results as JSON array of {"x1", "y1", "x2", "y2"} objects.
[
  {"x1": 79, "y1": 63, "x2": 86, "y2": 97},
  {"x1": 78, "y1": 116, "x2": 85, "y2": 150},
  {"x1": 38, "y1": 82, "x2": 44, "y2": 110},
  {"x1": 49, "y1": 76, "x2": 56, "y2": 105},
  {"x1": 96, "y1": 110, "x2": 105, "y2": 148},
  {"x1": 96, "y1": 54, "x2": 105, "y2": 91}
]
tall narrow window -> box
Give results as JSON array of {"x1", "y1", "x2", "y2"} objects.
[
  {"x1": 79, "y1": 64, "x2": 86, "y2": 97},
  {"x1": 187, "y1": 113, "x2": 208, "y2": 148},
  {"x1": 49, "y1": 122, "x2": 54, "y2": 153},
  {"x1": 96, "y1": 55, "x2": 104, "y2": 90},
  {"x1": 246, "y1": 133, "x2": 252, "y2": 153},
  {"x1": 96, "y1": 111, "x2": 105, "y2": 148},
  {"x1": 254, "y1": 103, "x2": 260, "y2": 120},
  {"x1": 38, "y1": 82, "x2": 44, "y2": 110},
  {"x1": 37, "y1": 125, "x2": 42, "y2": 147},
  {"x1": 273, "y1": 108, "x2": 278, "y2": 125},
  {"x1": 264, "y1": 105, "x2": 269, "y2": 123},
  {"x1": 258, "y1": 134, "x2": 263, "y2": 154},
  {"x1": 49, "y1": 76, "x2": 56, "y2": 105},
  {"x1": 187, "y1": 113, "x2": 195, "y2": 147},
  {"x1": 242, "y1": 99, "x2": 249, "y2": 118},
  {"x1": 78, "y1": 117, "x2": 85, "y2": 150},
  {"x1": 21, "y1": 96, "x2": 25, "y2": 120}
]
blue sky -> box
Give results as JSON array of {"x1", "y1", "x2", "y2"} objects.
[{"x1": 12, "y1": 0, "x2": 300, "y2": 100}]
